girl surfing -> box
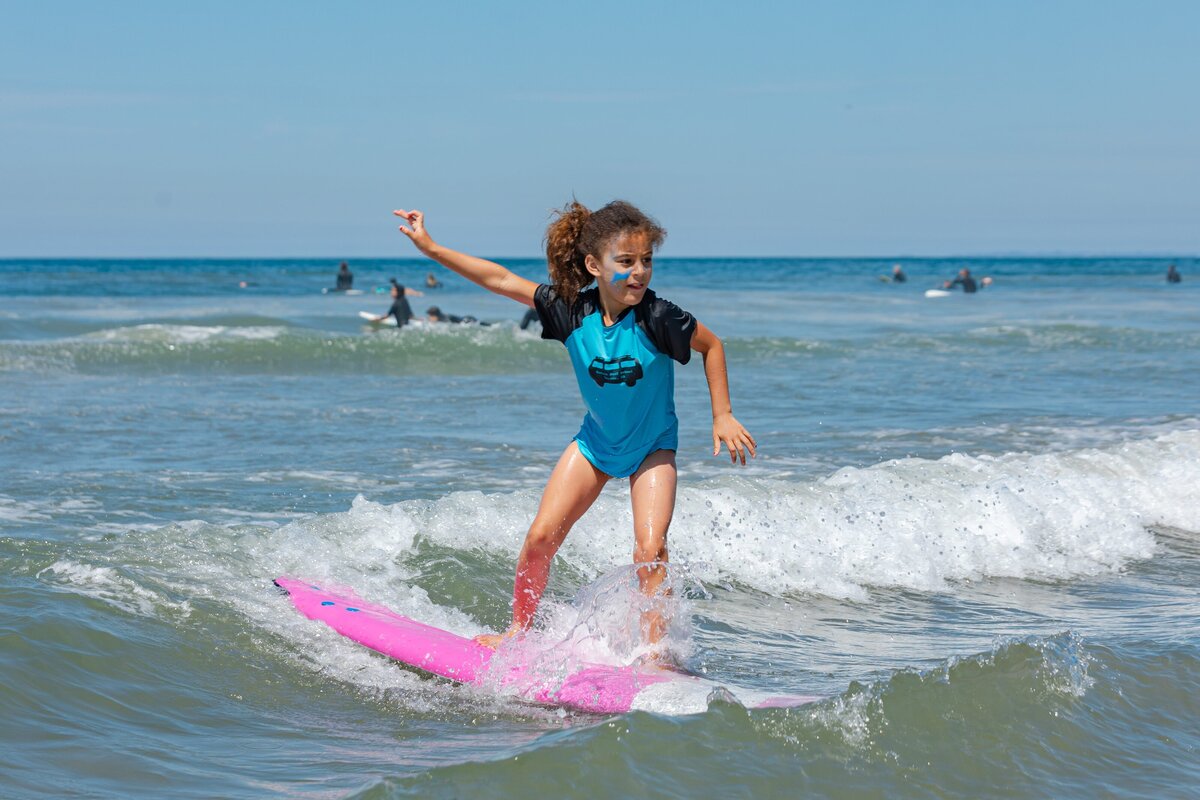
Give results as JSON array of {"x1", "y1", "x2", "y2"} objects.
[{"x1": 394, "y1": 200, "x2": 756, "y2": 654}]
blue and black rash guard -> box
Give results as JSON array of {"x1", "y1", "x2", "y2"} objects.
[{"x1": 535, "y1": 284, "x2": 697, "y2": 478}]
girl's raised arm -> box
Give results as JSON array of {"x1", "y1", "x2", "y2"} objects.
[{"x1": 395, "y1": 209, "x2": 538, "y2": 307}]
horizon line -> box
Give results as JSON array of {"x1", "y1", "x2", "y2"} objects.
[{"x1": 0, "y1": 252, "x2": 1194, "y2": 261}]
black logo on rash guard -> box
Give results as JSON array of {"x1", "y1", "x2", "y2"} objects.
[{"x1": 588, "y1": 355, "x2": 644, "y2": 387}]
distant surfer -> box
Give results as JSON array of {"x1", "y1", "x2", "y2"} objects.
[
  {"x1": 425, "y1": 271, "x2": 443, "y2": 289},
  {"x1": 335, "y1": 262, "x2": 353, "y2": 291},
  {"x1": 1167, "y1": 264, "x2": 1182, "y2": 284},
  {"x1": 394, "y1": 200, "x2": 756, "y2": 658},
  {"x1": 891, "y1": 264, "x2": 907, "y2": 283},
  {"x1": 426, "y1": 305, "x2": 489, "y2": 326},
  {"x1": 369, "y1": 279, "x2": 423, "y2": 326},
  {"x1": 519, "y1": 307, "x2": 540, "y2": 330},
  {"x1": 943, "y1": 268, "x2": 978, "y2": 293}
]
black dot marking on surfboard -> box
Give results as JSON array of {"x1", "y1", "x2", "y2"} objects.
[
  {"x1": 321, "y1": 601, "x2": 335, "y2": 606},
  {"x1": 345, "y1": 607, "x2": 360, "y2": 612}
]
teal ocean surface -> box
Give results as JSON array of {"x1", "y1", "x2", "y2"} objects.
[{"x1": 1, "y1": 257, "x2": 1197, "y2": 798}]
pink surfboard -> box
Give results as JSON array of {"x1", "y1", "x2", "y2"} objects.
[{"x1": 275, "y1": 577, "x2": 822, "y2": 715}]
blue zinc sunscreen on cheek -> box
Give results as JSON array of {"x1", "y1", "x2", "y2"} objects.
[{"x1": 610, "y1": 269, "x2": 632, "y2": 287}]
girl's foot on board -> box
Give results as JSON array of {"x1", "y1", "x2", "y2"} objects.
[
  {"x1": 474, "y1": 624, "x2": 522, "y2": 649},
  {"x1": 474, "y1": 633, "x2": 504, "y2": 649}
]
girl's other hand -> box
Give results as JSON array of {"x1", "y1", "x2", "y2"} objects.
[
  {"x1": 394, "y1": 209, "x2": 434, "y2": 253},
  {"x1": 713, "y1": 413, "x2": 757, "y2": 465}
]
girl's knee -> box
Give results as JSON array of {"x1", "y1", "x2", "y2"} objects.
[{"x1": 524, "y1": 520, "x2": 567, "y2": 557}]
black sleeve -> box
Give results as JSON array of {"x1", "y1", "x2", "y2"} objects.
[
  {"x1": 534, "y1": 284, "x2": 575, "y2": 343},
  {"x1": 638, "y1": 292, "x2": 696, "y2": 364}
]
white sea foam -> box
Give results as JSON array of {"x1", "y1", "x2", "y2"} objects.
[
  {"x1": 37, "y1": 559, "x2": 193, "y2": 619},
  {"x1": 85, "y1": 323, "x2": 287, "y2": 344},
  {"x1": 0, "y1": 494, "x2": 100, "y2": 523},
  {"x1": 329, "y1": 429, "x2": 1199, "y2": 601},
  {"x1": 663, "y1": 430, "x2": 1195, "y2": 597},
  {"x1": 0, "y1": 496, "x2": 52, "y2": 522},
  {"x1": 245, "y1": 470, "x2": 387, "y2": 489}
]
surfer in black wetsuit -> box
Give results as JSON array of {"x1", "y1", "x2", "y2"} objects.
[
  {"x1": 1167, "y1": 264, "x2": 1182, "y2": 283},
  {"x1": 372, "y1": 279, "x2": 423, "y2": 326},
  {"x1": 335, "y1": 261, "x2": 353, "y2": 291},
  {"x1": 892, "y1": 264, "x2": 907, "y2": 283},
  {"x1": 944, "y1": 268, "x2": 978, "y2": 293},
  {"x1": 426, "y1": 305, "x2": 489, "y2": 325}
]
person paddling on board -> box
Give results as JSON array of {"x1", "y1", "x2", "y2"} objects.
[
  {"x1": 394, "y1": 200, "x2": 756, "y2": 657},
  {"x1": 371, "y1": 278, "x2": 423, "y2": 326},
  {"x1": 943, "y1": 267, "x2": 978, "y2": 293},
  {"x1": 426, "y1": 305, "x2": 489, "y2": 325}
]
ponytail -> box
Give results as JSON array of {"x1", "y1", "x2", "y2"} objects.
[
  {"x1": 544, "y1": 201, "x2": 592, "y2": 305},
  {"x1": 543, "y1": 199, "x2": 666, "y2": 305}
]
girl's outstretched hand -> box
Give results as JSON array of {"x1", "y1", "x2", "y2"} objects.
[
  {"x1": 713, "y1": 412, "x2": 757, "y2": 465},
  {"x1": 394, "y1": 209, "x2": 434, "y2": 253}
]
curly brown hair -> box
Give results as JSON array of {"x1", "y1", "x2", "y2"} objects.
[{"x1": 543, "y1": 200, "x2": 666, "y2": 305}]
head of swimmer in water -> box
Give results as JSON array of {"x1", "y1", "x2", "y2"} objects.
[
  {"x1": 544, "y1": 200, "x2": 666, "y2": 307},
  {"x1": 389, "y1": 280, "x2": 404, "y2": 298}
]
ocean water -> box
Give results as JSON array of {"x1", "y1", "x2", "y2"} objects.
[{"x1": 1, "y1": 256, "x2": 1197, "y2": 798}]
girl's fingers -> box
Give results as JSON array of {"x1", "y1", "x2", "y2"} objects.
[
  {"x1": 725, "y1": 433, "x2": 754, "y2": 464},
  {"x1": 733, "y1": 430, "x2": 756, "y2": 460},
  {"x1": 715, "y1": 425, "x2": 757, "y2": 465}
]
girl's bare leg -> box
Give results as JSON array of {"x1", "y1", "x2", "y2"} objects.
[
  {"x1": 628, "y1": 449, "x2": 677, "y2": 647},
  {"x1": 476, "y1": 442, "x2": 608, "y2": 647}
]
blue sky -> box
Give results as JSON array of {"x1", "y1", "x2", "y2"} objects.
[{"x1": 2, "y1": 1, "x2": 1197, "y2": 257}]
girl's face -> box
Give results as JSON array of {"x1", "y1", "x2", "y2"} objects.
[{"x1": 586, "y1": 230, "x2": 654, "y2": 307}]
